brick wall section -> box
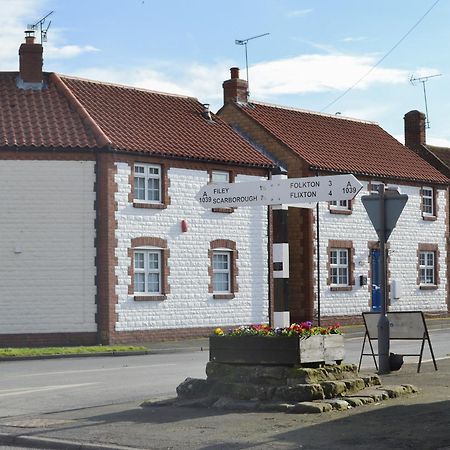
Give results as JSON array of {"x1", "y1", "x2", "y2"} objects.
[
  {"x1": 112, "y1": 157, "x2": 270, "y2": 340},
  {"x1": 96, "y1": 152, "x2": 119, "y2": 344},
  {"x1": 219, "y1": 103, "x2": 315, "y2": 323},
  {"x1": 316, "y1": 180, "x2": 448, "y2": 318}
]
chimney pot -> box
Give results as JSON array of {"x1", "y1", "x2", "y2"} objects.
[{"x1": 230, "y1": 67, "x2": 240, "y2": 79}]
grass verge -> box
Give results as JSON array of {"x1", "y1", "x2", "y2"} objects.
[{"x1": 0, "y1": 345, "x2": 148, "y2": 358}]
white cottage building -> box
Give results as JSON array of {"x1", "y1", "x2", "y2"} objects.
[
  {"x1": 0, "y1": 37, "x2": 273, "y2": 347},
  {"x1": 219, "y1": 68, "x2": 450, "y2": 324}
]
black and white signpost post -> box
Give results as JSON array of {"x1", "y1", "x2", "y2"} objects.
[{"x1": 361, "y1": 185, "x2": 408, "y2": 374}]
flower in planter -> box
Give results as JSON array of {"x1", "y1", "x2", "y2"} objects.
[{"x1": 216, "y1": 323, "x2": 342, "y2": 337}]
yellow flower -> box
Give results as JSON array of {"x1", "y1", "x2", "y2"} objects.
[{"x1": 214, "y1": 327, "x2": 224, "y2": 336}]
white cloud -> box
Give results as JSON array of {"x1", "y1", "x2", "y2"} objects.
[
  {"x1": 427, "y1": 137, "x2": 450, "y2": 147},
  {"x1": 342, "y1": 36, "x2": 367, "y2": 43},
  {"x1": 0, "y1": 0, "x2": 100, "y2": 70},
  {"x1": 249, "y1": 54, "x2": 408, "y2": 98},
  {"x1": 287, "y1": 9, "x2": 313, "y2": 18},
  {"x1": 45, "y1": 44, "x2": 99, "y2": 59},
  {"x1": 73, "y1": 60, "x2": 233, "y2": 108}
]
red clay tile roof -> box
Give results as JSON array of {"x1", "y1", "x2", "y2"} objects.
[
  {"x1": 426, "y1": 144, "x2": 450, "y2": 168},
  {"x1": 0, "y1": 72, "x2": 272, "y2": 167},
  {"x1": 237, "y1": 101, "x2": 448, "y2": 183},
  {"x1": 0, "y1": 72, "x2": 98, "y2": 148}
]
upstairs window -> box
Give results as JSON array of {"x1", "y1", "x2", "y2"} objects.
[
  {"x1": 134, "y1": 164, "x2": 161, "y2": 204},
  {"x1": 211, "y1": 170, "x2": 230, "y2": 183},
  {"x1": 421, "y1": 187, "x2": 435, "y2": 218},
  {"x1": 329, "y1": 199, "x2": 352, "y2": 214},
  {"x1": 210, "y1": 170, "x2": 233, "y2": 213}
]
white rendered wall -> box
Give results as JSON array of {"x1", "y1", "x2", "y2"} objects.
[
  {"x1": 0, "y1": 160, "x2": 97, "y2": 333},
  {"x1": 315, "y1": 182, "x2": 447, "y2": 317},
  {"x1": 114, "y1": 164, "x2": 269, "y2": 331}
]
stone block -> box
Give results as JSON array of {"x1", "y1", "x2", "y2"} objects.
[
  {"x1": 274, "y1": 383, "x2": 324, "y2": 402},
  {"x1": 289, "y1": 402, "x2": 332, "y2": 414},
  {"x1": 321, "y1": 381, "x2": 347, "y2": 398},
  {"x1": 176, "y1": 378, "x2": 211, "y2": 399}
]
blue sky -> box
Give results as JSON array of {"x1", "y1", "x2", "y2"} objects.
[{"x1": 2, "y1": 0, "x2": 449, "y2": 146}]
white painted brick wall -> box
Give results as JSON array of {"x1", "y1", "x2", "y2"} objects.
[
  {"x1": 114, "y1": 164, "x2": 269, "y2": 331},
  {"x1": 315, "y1": 182, "x2": 447, "y2": 316},
  {"x1": 0, "y1": 160, "x2": 97, "y2": 333}
]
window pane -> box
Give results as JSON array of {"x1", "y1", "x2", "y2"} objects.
[
  {"x1": 147, "y1": 273, "x2": 160, "y2": 293},
  {"x1": 148, "y1": 166, "x2": 159, "y2": 175},
  {"x1": 147, "y1": 177, "x2": 160, "y2": 201},
  {"x1": 134, "y1": 273, "x2": 145, "y2": 292},
  {"x1": 212, "y1": 171, "x2": 229, "y2": 183},
  {"x1": 134, "y1": 177, "x2": 145, "y2": 200},
  {"x1": 213, "y1": 253, "x2": 229, "y2": 270},
  {"x1": 427, "y1": 253, "x2": 434, "y2": 266},
  {"x1": 330, "y1": 251, "x2": 337, "y2": 265},
  {"x1": 135, "y1": 166, "x2": 145, "y2": 174},
  {"x1": 134, "y1": 252, "x2": 144, "y2": 269},
  {"x1": 213, "y1": 272, "x2": 229, "y2": 292},
  {"x1": 148, "y1": 252, "x2": 159, "y2": 270}
]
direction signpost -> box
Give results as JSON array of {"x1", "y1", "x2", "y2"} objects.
[
  {"x1": 196, "y1": 173, "x2": 363, "y2": 337},
  {"x1": 196, "y1": 174, "x2": 363, "y2": 208},
  {"x1": 361, "y1": 185, "x2": 408, "y2": 374}
]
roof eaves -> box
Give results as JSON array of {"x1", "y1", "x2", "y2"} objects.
[
  {"x1": 50, "y1": 73, "x2": 112, "y2": 148},
  {"x1": 309, "y1": 164, "x2": 449, "y2": 185}
]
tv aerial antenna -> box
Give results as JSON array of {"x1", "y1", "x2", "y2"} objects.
[
  {"x1": 27, "y1": 10, "x2": 54, "y2": 44},
  {"x1": 235, "y1": 32, "x2": 270, "y2": 96},
  {"x1": 410, "y1": 73, "x2": 442, "y2": 128}
]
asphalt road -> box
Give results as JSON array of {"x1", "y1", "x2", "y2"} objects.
[{"x1": 0, "y1": 325, "x2": 449, "y2": 419}]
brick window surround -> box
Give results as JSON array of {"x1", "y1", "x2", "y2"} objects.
[
  {"x1": 209, "y1": 169, "x2": 235, "y2": 214},
  {"x1": 128, "y1": 237, "x2": 170, "y2": 300},
  {"x1": 208, "y1": 239, "x2": 238, "y2": 299},
  {"x1": 129, "y1": 163, "x2": 171, "y2": 210},
  {"x1": 326, "y1": 240, "x2": 355, "y2": 291},
  {"x1": 420, "y1": 187, "x2": 438, "y2": 221},
  {"x1": 417, "y1": 243, "x2": 440, "y2": 290}
]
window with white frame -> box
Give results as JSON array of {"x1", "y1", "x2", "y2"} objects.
[
  {"x1": 134, "y1": 164, "x2": 161, "y2": 203},
  {"x1": 211, "y1": 170, "x2": 230, "y2": 183},
  {"x1": 212, "y1": 250, "x2": 231, "y2": 293},
  {"x1": 329, "y1": 200, "x2": 350, "y2": 210},
  {"x1": 419, "y1": 251, "x2": 435, "y2": 285},
  {"x1": 133, "y1": 249, "x2": 162, "y2": 294},
  {"x1": 329, "y1": 248, "x2": 349, "y2": 286},
  {"x1": 421, "y1": 187, "x2": 434, "y2": 216}
]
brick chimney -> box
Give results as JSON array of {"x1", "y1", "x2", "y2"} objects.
[
  {"x1": 223, "y1": 67, "x2": 249, "y2": 104},
  {"x1": 18, "y1": 31, "x2": 43, "y2": 88},
  {"x1": 404, "y1": 110, "x2": 426, "y2": 148}
]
